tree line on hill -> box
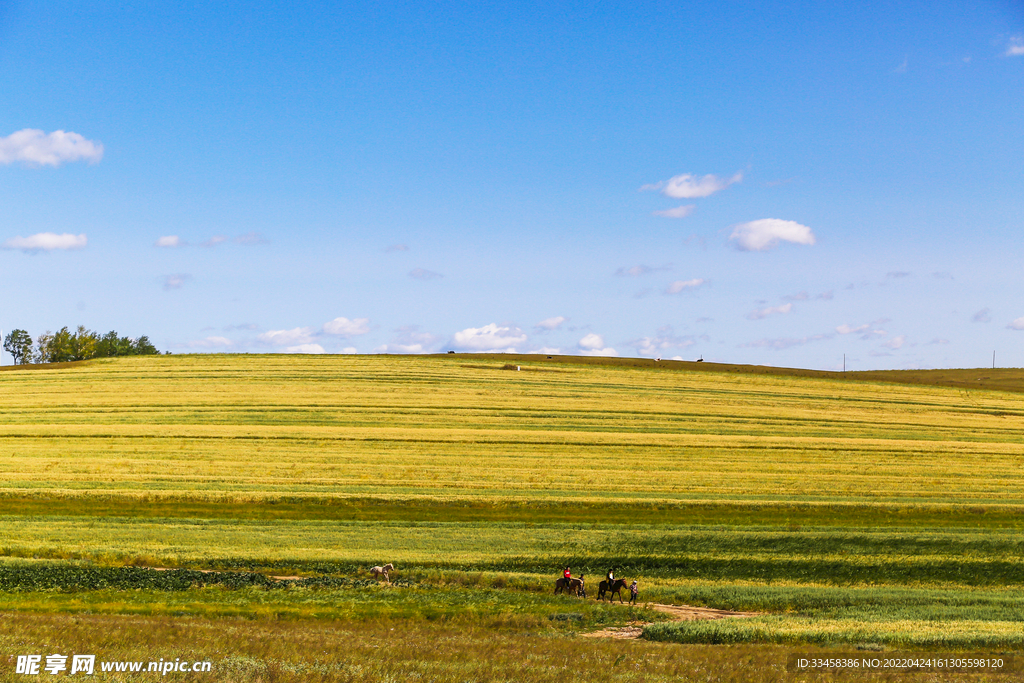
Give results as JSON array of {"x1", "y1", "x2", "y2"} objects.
[{"x1": 2, "y1": 326, "x2": 161, "y2": 365}]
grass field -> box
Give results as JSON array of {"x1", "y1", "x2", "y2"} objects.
[{"x1": 0, "y1": 354, "x2": 1022, "y2": 681}]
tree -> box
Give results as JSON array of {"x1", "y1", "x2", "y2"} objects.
[
  {"x1": 3, "y1": 329, "x2": 33, "y2": 365},
  {"x1": 131, "y1": 335, "x2": 158, "y2": 355},
  {"x1": 34, "y1": 331, "x2": 53, "y2": 364},
  {"x1": 70, "y1": 326, "x2": 97, "y2": 361}
]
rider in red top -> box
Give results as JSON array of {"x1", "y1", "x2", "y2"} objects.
[{"x1": 563, "y1": 566, "x2": 571, "y2": 583}]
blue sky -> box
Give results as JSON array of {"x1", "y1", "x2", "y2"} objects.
[{"x1": 1, "y1": 0, "x2": 1022, "y2": 370}]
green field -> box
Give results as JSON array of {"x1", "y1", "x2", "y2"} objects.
[{"x1": 1, "y1": 354, "x2": 1022, "y2": 681}]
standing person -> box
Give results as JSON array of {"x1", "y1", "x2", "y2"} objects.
[{"x1": 629, "y1": 580, "x2": 639, "y2": 605}]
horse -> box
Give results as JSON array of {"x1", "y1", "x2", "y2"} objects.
[
  {"x1": 597, "y1": 578, "x2": 628, "y2": 602},
  {"x1": 370, "y1": 563, "x2": 394, "y2": 582},
  {"x1": 554, "y1": 577, "x2": 585, "y2": 597}
]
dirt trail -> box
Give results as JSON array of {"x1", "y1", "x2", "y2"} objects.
[{"x1": 581, "y1": 602, "x2": 759, "y2": 640}]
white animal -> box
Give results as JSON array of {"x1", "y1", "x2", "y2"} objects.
[{"x1": 370, "y1": 563, "x2": 394, "y2": 582}]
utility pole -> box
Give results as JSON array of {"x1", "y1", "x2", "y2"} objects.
[
  {"x1": 843, "y1": 354, "x2": 846, "y2": 373},
  {"x1": 993, "y1": 350, "x2": 995, "y2": 369}
]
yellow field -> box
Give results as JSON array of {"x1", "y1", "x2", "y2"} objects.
[
  {"x1": 0, "y1": 354, "x2": 1021, "y2": 505},
  {"x1": 1, "y1": 353, "x2": 1022, "y2": 674}
]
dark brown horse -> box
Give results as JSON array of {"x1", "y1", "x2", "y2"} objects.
[
  {"x1": 597, "y1": 578, "x2": 628, "y2": 602},
  {"x1": 554, "y1": 577, "x2": 585, "y2": 596}
]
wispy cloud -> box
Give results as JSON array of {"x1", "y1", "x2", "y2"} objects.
[
  {"x1": 972, "y1": 308, "x2": 992, "y2": 323},
  {"x1": 322, "y1": 317, "x2": 370, "y2": 337},
  {"x1": 652, "y1": 204, "x2": 696, "y2": 218},
  {"x1": 235, "y1": 232, "x2": 268, "y2": 245},
  {"x1": 409, "y1": 268, "x2": 443, "y2": 280},
  {"x1": 665, "y1": 278, "x2": 705, "y2": 294},
  {"x1": 741, "y1": 334, "x2": 831, "y2": 350},
  {"x1": 881, "y1": 335, "x2": 906, "y2": 350},
  {"x1": 886, "y1": 271, "x2": 911, "y2": 279},
  {"x1": 535, "y1": 316, "x2": 567, "y2": 331},
  {"x1": 893, "y1": 55, "x2": 908, "y2": 73},
  {"x1": 1006, "y1": 36, "x2": 1024, "y2": 57},
  {"x1": 836, "y1": 322, "x2": 887, "y2": 340},
  {"x1": 641, "y1": 171, "x2": 743, "y2": 199},
  {"x1": 3, "y1": 232, "x2": 87, "y2": 252},
  {"x1": 386, "y1": 244, "x2": 409, "y2": 253},
  {"x1": 258, "y1": 327, "x2": 316, "y2": 346},
  {"x1": 452, "y1": 323, "x2": 527, "y2": 353},
  {"x1": 284, "y1": 344, "x2": 325, "y2": 354},
  {"x1": 202, "y1": 236, "x2": 227, "y2": 247},
  {"x1": 629, "y1": 327, "x2": 695, "y2": 357},
  {"x1": 156, "y1": 235, "x2": 185, "y2": 248},
  {"x1": 747, "y1": 303, "x2": 792, "y2": 320},
  {"x1": 578, "y1": 333, "x2": 616, "y2": 357},
  {"x1": 1007, "y1": 317, "x2": 1024, "y2": 331},
  {"x1": 616, "y1": 264, "x2": 670, "y2": 277},
  {"x1": 0, "y1": 129, "x2": 103, "y2": 167},
  {"x1": 729, "y1": 219, "x2": 815, "y2": 251},
  {"x1": 375, "y1": 326, "x2": 443, "y2": 354},
  {"x1": 162, "y1": 273, "x2": 191, "y2": 290}
]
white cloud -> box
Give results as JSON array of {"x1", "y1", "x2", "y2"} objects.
[
  {"x1": 3, "y1": 232, "x2": 87, "y2": 252},
  {"x1": 386, "y1": 244, "x2": 409, "y2": 253},
  {"x1": 642, "y1": 171, "x2": 743, "y2": 198},
  {"x1": 730, "y1": 219, "x2": 816, "y2": 251},
  {"x1": 893, "y1": 56, "x2": 908, "y2": 73},
  {"x1": 284, "y1": 344, "x2": 326, "y2": 354},
  {"x1": 162, "y1": 274, "x2": 191, "y2": 290},
  {"x1": 653, "y1": 204, "x2": 696, "y2": 218},
  {"x1": 532, "y1": 346, "x2": 561, "y2": 354},
  {"x1": 630, "y1": 329, "x2": 695, "y2": 357},
  {"x1": 836, "y1": 322, "x2": 886, "y2": 340},
  {"x1": 784, "y1": 291, "x2": 809, "y2": 301},
  {"x1": 747, "y1": 303, "x2": 792, "y2": 320},
  {"x1": 156, "y1": 235, "x2": 185, "y2": 248},
  {"x1": 452, "y1": 323, "x2": 527, "y2": 352},
  {"x1": 1007, "y1": 317, "x2": 1024, "y2": 331},
  {"x1": 578, "y1": 333, "x2": 617, "y2": 356},
  {"x1": 580, "y1": 346, "x2": 618, "y2": 357},
  {"x1": 1006, "y1": 36, "x2": 1024, "y2": 57},
  {"x1": 258, "y1": 327, "x2": 316, "y2": 346},
  {"x1": 972, "y1": 308, "x2": 992, "y2": 323},
  {"x1": 323, "y1": 317, "x2": 370, "y2": 336},
  {"x1": 665, "y1": 278, "x2": 705, "y2": 294},
  {"x1": 341, "y1": 347, "x2": 358, "y2": 354},
  {"x1": 0, "y1": 129, "x2": 103, "y2": 167},
  {"x1": 535, "y1": 316, "x2": 567, "y2": 330},
  {"x1": 881, "y1": 335, "x2": 906, "y2": 350},
  {"x1": 188, "y1": 336, "x2": 233, "y2": 349},
  {"x1": 202, "y1": 236, "x2": 227, "y2": 247},
  {"x1": 377, "y1": 327, "x2": 443, "y2": 354},
  {"x1": 410, "y1": 268, "x2": 443, "y2": 280}
]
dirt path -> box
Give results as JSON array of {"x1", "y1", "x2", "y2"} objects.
[{"x1": 581, "y1": 602, "x2": 759, "y2": 640}]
